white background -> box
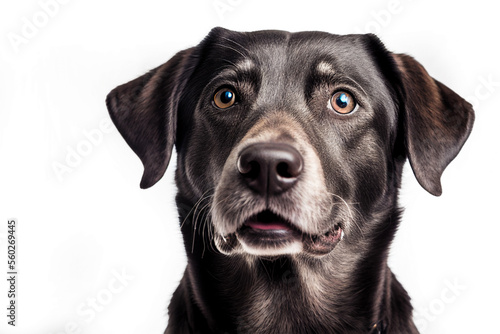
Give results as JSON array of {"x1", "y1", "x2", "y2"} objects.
[{"x1": 0, "y1": 0, "x2": 498, "y2": 333}]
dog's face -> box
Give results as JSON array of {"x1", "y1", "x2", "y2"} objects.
[
  {"x1": 184, "y1": 30, "x2": 401, "y2": 257},
  {"x1": 107, "y1": 28, "x2": 473, "y2": 259}
]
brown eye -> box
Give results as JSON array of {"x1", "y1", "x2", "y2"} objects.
[
  {"x1": 330, "y1": 91, "x2": 357, "y2": 114},
  {"x1": 214, "y1": 88, "x2": 236, "y2": 109}
]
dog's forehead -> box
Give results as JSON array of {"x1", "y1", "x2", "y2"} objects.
[{"x1": 202, "y1": 30, "x2": 387, "y2": 89}]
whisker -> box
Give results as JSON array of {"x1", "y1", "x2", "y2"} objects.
[
  {"x1": 328, "y1": 192, "x2": 365, "y2": 238},
  {"x1": 180, "y1": 189, "x2": 213, "y2": 229},
  {"x1": 213, "y1": 42, "x2": 247, "y2": 59},
  {"x1": 180, "y1": 190, "x2": 213, "y2": 254},
  {"x1": 195, "y1": 201, "x2": 212, "y2": 257},
  {"x1": 219, "y1": 36, "x2": 251, "y2": 55},
  {"x1": 329, "y1": 192, "x2": 353, "y2": 219}
]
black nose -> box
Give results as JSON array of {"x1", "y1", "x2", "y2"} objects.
[{"x1": 237, "y1": 143, "x2": 303, "y2": 196}]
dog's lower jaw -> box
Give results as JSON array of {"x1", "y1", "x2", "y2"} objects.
[{"x1": 167, "y1": 210, "x2": 419, "y2": 334}]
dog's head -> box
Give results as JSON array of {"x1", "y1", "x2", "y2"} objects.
[{"x1": 107, "y1": 28, "x2": 473, "y2": 258}]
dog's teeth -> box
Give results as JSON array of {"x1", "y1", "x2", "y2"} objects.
[{"x1": 340, "y1": 230, "x2": 345, "y2": 240}]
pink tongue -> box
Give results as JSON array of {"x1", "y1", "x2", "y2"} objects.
[{"x1": 246, "y1": 221, "x2": 291, "y2": 231}]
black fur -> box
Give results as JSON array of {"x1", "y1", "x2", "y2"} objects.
[{"x1": 106, "y1": 28, "x2": 474, "y2": 333}]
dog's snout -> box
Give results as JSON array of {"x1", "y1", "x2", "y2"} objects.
[{"x1": 237, "y1": 143, "x2": 303, "y2": 196}]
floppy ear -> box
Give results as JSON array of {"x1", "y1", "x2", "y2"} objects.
[
  {"x1": 106, "y1": 48, "x2": 196, "y2": 189},
  {"x1": 393, "y1": 54, "x2": 474, "y2": 196}
]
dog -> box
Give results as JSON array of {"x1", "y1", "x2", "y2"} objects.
[{"x1": 106, "y1": 28, "x2": 474, "y2": 334}]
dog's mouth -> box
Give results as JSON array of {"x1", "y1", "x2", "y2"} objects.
[
  {"x1": 243, "y1": 210, "x2": 295, "y2": 232},
  {"x1": 231, "y1": 210, "x2": 343, "y2": 256}
]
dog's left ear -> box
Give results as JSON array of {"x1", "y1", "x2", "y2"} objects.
[
  {"x1": 393, "y1": 53, "x2": 474, "y2": 196},
  {"x1": 106, "y1": 48, "x2": 196, "y2": 189}
]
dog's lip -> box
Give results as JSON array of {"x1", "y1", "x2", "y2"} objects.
[{"x1": 302, "y1": 224, "x2": 343, "y2": 255}]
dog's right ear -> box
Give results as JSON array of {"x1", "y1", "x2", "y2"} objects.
[
  {"x1": 106, "y1": 48, "x2": 196, "y2": 189},
  {"x1": 392, "y1": 53, "x2": 474, "y2": 196}
]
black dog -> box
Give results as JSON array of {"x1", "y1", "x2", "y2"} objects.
[{"x1": 106, "y1": 28, "x2": 474, "y2": 333}]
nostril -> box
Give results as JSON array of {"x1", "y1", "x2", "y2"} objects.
[
  {"x1": 241, "y1": 161, "x2": 260, "y2": 179},
  {"x1": 276, "y1": 162, "x2": 293, "y2": 178},
  {"x1": 238, "y1": 149, "x2": 261, "y2": 178}
]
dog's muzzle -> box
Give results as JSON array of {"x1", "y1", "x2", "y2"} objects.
[{"x1": 213, "y1": 142, "x2": 343, "y2": 257}]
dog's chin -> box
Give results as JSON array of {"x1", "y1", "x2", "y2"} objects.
[{"x1": 214, "y1": 210, "x2": 344, "y2": 257}]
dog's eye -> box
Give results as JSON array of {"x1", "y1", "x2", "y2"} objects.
[
  {"x1": 330, "y1": 91, "x2": 357, "y2": 114},
  {"x1": 214, "y1": 88, "x2": 236, "y2": 109}
]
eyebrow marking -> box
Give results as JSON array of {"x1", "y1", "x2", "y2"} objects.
[
  {"x1": 315, "y1": 61, "x2": 336, "y2": 76},
  {"x1": 235, "y1": 58, "x2": 255, "y2": 72}
]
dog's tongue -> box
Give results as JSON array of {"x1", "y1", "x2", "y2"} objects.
[
  {"x1": 245, "y1": 211, "x2": 292, "y2": 231},
  {"x1": 246, "y1": 221, "x2": 291, "y2": 231}
]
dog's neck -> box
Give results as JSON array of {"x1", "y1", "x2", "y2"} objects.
[
  {"x1": 175, "y1": 201, "x2": 405, "y2": 333},
  {"x1": 222, "y1": 254, "x2": 387, "y2": 333}
]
